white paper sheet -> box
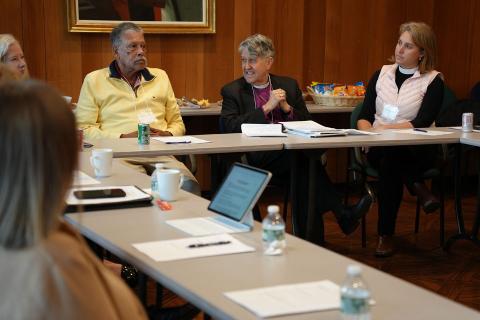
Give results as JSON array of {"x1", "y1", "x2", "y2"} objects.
[
  {"x1": 72, "y1": 171, "x2": 100, "y2": 186},
  {"x1": 448, "y1": 126, "x2": 480, "y2": 133},
  {"x1": 241, "y1": 123, "x2": 287, "y2": 137},
  {"x1": 152, "y1": 136, "x2": 211, "y2": 144},
  {"x1": 133, "y1": 234, "x2": 254, "y2": 262},
  {"x1": 393, "y1": 129, "x2": 454, "y2": 136},
  {"x1": 281, "y1": 120, "x2": 339, "y2": 133},
  {"x1": 66, "y1": 185, "x2": 151, "y2": 205},
  {"x1": 224, "y1": 280, "x2": 341, "y2": 318},
  {"x1": 166, "y1": 217, "x2": 237, "y2": 236}
]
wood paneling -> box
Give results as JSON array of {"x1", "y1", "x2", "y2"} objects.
[{"x1": 0, "y1": 0, "x2": 478, "y2": 100}]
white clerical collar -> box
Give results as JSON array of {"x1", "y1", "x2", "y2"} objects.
[
  {"x1": 398, "y1": 65, "x2": 418, "y2": 75},
  {"x1": 252, "y1": 74, "x2": 271, "y2": 89}
]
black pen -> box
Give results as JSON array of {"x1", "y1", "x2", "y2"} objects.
[
  {"x1": 187, "y1": 240, "x2": 231, "y2": 248},
  {"x1": 413, "y1": 128, "x2": 428, "y2": 133},
  {"x1": 165, "y1": 141, "x2": 191, "y2": 144}
]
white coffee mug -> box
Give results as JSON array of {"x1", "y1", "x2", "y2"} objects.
[
  {"x1": 90, "y1": 148, "x2": 113, "y2": 177},
  {"x1": 156, "y1": 169, "x2": 184, "y2": 201}
]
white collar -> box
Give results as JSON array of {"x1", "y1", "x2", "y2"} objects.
[
  {"x1": 398, "y1": 65, "x2": 418, "y2": 75},
  {"x1": 252, "y1": 74, "x2": 271, "y2": 89}
]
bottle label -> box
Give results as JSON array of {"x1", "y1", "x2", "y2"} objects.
[
  {"x1": 340, "y1": 294, "x2": 370, "y2": 315},
  {"x1": 262, "y1": 228, "x2": 285, "y2": 243}
]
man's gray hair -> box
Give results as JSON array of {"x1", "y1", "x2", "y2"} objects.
[
  {"x1": 110, "y1": 22, "x2": 143, "y2": 50},
  {"x1": 238, "y1": 34, "x2": 275, "y2": 58},
  {"x1": 0, "y1": 34, "x2": 18, "y2": 63}
]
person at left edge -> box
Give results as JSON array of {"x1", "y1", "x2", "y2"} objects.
[
  {"x1": 0, "y1": 34, "x2": 29, "y2": 80},
  {"x1": 75, "y1": 22, "x2": 200, "y2": 195},
  {"x1": 221, "y1": 34, "x2": 373, "y2": 238}
]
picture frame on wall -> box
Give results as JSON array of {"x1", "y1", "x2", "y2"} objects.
[{"x1": 67, "y1": 0, "x2": 215, "y2": 34}]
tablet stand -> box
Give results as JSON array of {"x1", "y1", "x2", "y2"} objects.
[{"x1": 240, "y1": 210, "x2": 254, "y2": 229}]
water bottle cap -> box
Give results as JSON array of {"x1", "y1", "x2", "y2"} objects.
[
  {"x1": 346, "y1": 265, "x2": 362, "y2": 276},
  {"x1": 155, "y1": 163, "x2": 164, "y2": 169},
  {"x1": 267, "y1": 205, "x2": 280, "y2": 214}
]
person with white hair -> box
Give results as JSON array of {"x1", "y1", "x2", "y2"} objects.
[{"x1": 0, "y1": 34, "x2": 29, "y2": 80}]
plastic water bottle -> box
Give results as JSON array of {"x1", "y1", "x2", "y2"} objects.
[
  {"x1": 151, "y1": 163, "x2": 164, "y2": 198},
  {"x1": 262, "y1": 205, "x2": 286, "y2": 255},
  {"x1": 340, "y1": 265, "x2": 371, "y2": 320}
]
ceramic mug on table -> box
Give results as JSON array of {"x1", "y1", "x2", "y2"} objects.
[
  {"x1": 90, "y1": 148, "x2": 113, "y2": 177},
  {"x1": 156, "y1": 169, "x2": 184, "y2": 201}
]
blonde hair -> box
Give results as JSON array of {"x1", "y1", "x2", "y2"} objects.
[
  {"x1": 396, "y1": 22, "x2": 437, "y2": 73},
  {"x1": 0, "y1": 80, "x2": 78, "y2": 248}
]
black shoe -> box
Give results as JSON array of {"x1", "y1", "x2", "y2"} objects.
[
  {"x1": 412, "y1": 182, "x2": 440, "y2": 214},
  {"x1": 375, "y1": 235, "x2": 395, "y2": 257},
  {"x1": 337, "y1": 194, "x2": 373, "y2": 235},
  {"x1": 352, "y1": 194, "x2": 373, "y2": 220},
  {"x1": 121, "y1": 264, "x2": 138, "y2": 288},
  {"x1": 147, "y1": 303, "x2": 200, "y2": 320}
]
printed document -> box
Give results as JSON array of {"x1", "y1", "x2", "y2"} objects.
[
  {"x1": 133, "y1": 234, "x2": 254, "y2": 262},
  {"x1": 241, "y1": 123, "x2": 287, "y2": 137},
  {"x1": 224, "y1": 280, "x2": 341, "y2": 317}
]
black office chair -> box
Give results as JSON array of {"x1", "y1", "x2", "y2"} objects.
[{"x1": 345, "y1": 86, "x2": 455, "y2": 247}]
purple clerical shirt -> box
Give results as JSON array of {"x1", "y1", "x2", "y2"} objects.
[{"x1": 252, "y1": 86, "x2": 295, "y2": 123}]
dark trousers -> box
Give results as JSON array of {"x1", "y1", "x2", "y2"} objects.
[
  {"x1": 367, "y1": 145, "x2": 437, "y2": 236},
  {"x1": 247, "y1": 149, "x2": 342, "y2": 234}
]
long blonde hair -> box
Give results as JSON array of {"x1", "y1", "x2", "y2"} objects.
[
  {"x1": 393, "y1": 22, "x2": 438, "y2": 74},
  {"x1": 0, "y1": 80, "x2": 78, "y2": 248}
]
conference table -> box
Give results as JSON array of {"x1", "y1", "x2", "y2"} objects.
[
  {"x1": 88, "y1": 129, "x2": 466, "y2": 243},
  {"x1": 65, "y1": 155, "x2": 480, "y2": 320},
  {"x1": 283, "y1": 128, "x2": 463, "y2": 243},
  {"x1": 447, "y1": 131, "x2": 480, "y2": 248}
]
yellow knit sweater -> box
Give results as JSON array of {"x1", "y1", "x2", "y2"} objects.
[{"x1": 76, "y1": 66, "x2": 185, "y2": 139}]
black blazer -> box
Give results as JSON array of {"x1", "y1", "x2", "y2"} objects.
[{"x1": 220, "y1": 74, "x2": 311, "y2": 133}]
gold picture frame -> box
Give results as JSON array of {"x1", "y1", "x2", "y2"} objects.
[{"x1": 67, "y1": 0, "x2": 215, "y2": 34}]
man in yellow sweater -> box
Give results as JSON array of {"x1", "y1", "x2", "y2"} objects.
[{"x1": 76, "y1": 22, "x2": 199, "y2": 194}]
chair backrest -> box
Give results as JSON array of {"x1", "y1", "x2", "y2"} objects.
[
  {"x1": 470, "y1": 81, "x2": 480, "y2": 102},
  {"x1": 350, "y1": 102, "x2": 363, "y2": 129},
  {"x1": 218, "y1": 116, "x2": 227, "y2": 134},
  {"x1": 441, "y1": 85, "x2": 457, "y2": 113}
]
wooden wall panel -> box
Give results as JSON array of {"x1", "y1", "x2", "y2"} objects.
[
  {"x1": 20, "y1": 0, "x2": 46, "y2": 80},
  {"x1": 0, "y1": 0, "x2": 478, "y2": 102},
  {"x1": 44, "y1": 0, "x2": 83, "y2": 98},
  {"x1": 434, "y1": 0, "x2": 477, "y2": 97},
  {"x1": 302, "y1": 0, "x2": 326, "y2": 87}
]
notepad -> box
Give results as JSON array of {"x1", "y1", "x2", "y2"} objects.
[
  {"x1": 132, "y1": 234, "x2": 254, "y2": 262},
  {"x1": 64, "y1": 186, "x2": 153, "y2": 213},
  {"x1": 393, "y1": 129, "x2": 454, "y2": 136}
]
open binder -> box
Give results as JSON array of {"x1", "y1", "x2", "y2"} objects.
[{"x1": 280, "y1": 120, "x2": 377, "y2": 138}]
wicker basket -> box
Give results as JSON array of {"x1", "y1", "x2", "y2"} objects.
[{"x1": 307, "y1": 87, "x2": 364, "y2": 107}]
